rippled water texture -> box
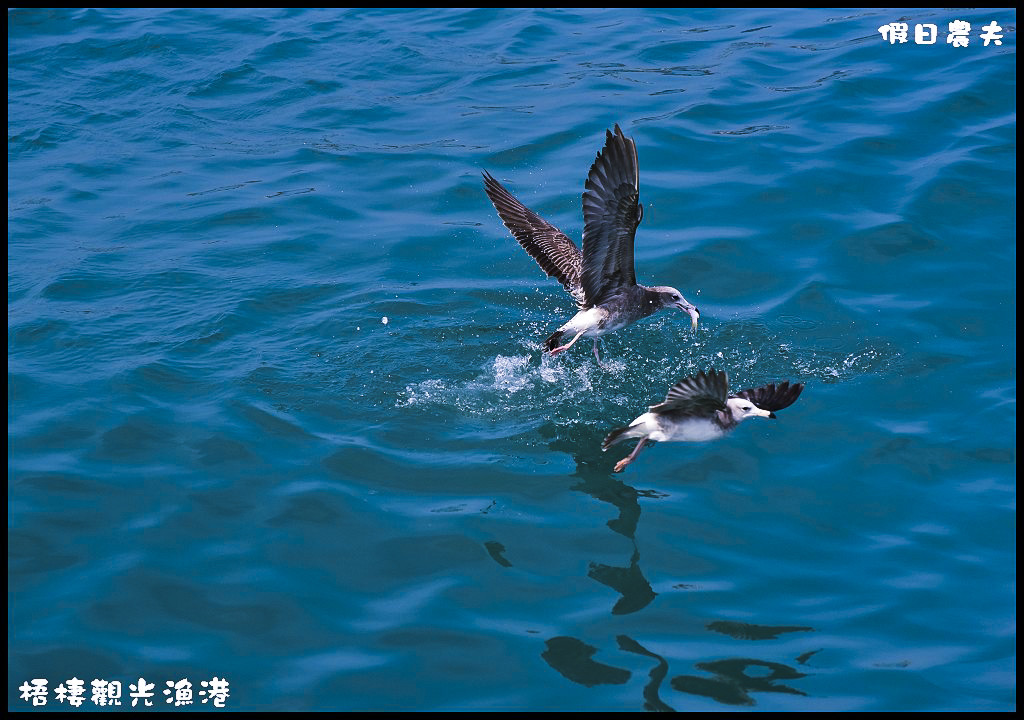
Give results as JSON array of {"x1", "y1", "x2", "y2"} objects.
[{"x1": 9, "y1": 8, "x2": 1016, "y2": 711}]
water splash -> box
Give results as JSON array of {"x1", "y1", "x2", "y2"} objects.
[
  {"x1": 396, "y1": 320, "x2": 902, "y2": 423},
  {"x1": 398, "y1": 353, "x2": 606, "y2": 419}
]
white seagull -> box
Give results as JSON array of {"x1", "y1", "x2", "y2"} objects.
[{"x1": 603, "y1": 369, "x2": 805, "y2": 472}]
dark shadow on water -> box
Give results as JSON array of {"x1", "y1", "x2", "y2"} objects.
[
  {"x1": 669, "y1": 624, "x2": 815, "y2": 706},
  {"x1": 539, "y1": 421, "x2": 657, "y2": 615},
  {"x1": 617, "y1": 635, "x2": 675, "y2": 712},
  {"x1": 541, "y1": 636, "x2": 631, "y2": 687},
  {"x1": 538, "y1": 421, "x2": 644, "y2": 540},
  {"x1": 536, "y1": 423, "x2": 817, "y2": 708},
  {"x1": 707, "y1": 620, "x2": 814, "y2": 641},
  {"x1": 483, "y1": 540, "x2": 513, "y2": 568},
  {"x1": 670, "y1": 657, "x2": 808, "y2": 706},
  {"x1": 543, "y1": 633, "x2": 814, "y2": 709},
  {"x1": 589, "y1": 548, "x2": 657, "y2": 616}
]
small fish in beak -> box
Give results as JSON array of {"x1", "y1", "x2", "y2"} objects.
[{"x1": 677, "y1": 302, "x2": 699, "y2": 331}]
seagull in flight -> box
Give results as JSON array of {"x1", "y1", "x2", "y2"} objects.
[
  {"x1": 603, "y1": 369, "x2": 804, "y2": 472},
  {"x1": 483, "y1": 124, "x2": 700, "y2": 366}
]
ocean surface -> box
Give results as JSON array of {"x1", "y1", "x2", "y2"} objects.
[{"x1": 8, "y1": 8, "x2": 1016, "y2": 711}]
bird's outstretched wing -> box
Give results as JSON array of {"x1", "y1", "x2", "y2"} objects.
[
  {"x1": 482, "y1": 171, "x2": 584, "y2": 305},
  {"x1": 733, "y1": 382, "x2": 805, "y2": 412},
  {"x1": 580, "y1": 124, "x2": 643, "y2": 307},
  {"x1": 650, "y1": 369, "x2": 729, "y2": 415}
]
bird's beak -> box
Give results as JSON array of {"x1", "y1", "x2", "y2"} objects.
[{"x1": 677, "y1": 303, "x2": 699, "y2": 332}]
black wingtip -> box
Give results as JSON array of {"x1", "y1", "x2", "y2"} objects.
[
  {"x1": 712, "y1": 369, "x2": 728, "y2": 388},
  {"x1": 735, "y1": 380, "x2": 805, "y2": 413},
  {"x1": 603, "y1": 123, "x2": 628, "y2": 149},
  {"x1": 779, "y1": 382, "x2": 805, "y2": 410}
]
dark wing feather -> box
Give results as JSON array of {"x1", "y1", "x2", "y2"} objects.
[
  {"x1": 733, "y1": 382, "x2": 805, "y2": 412},
  {"x1": 650, "y1": 369, "x2": 729, "y2": 416},
  {"x1": 482, "y1": 171, "x2": 584, "y2": 305},
  {"x1": 580, "y1": 124, "x2": 643, "y2": 307}
]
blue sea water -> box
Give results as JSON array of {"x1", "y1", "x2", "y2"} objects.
[{"x1": 8, "y1": 7, "x2": 1016, "y2": 711}]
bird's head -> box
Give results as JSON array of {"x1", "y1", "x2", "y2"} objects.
[
  {"x1": 652, "y1": 286, "x2": 699, "y2": 331},
  {"x1": 726, "y1": 397, "x2": 774, "y2": 423}
]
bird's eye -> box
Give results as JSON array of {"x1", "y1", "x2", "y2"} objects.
[{"x1": 743, "y1": 406, "x2": 751, "y2": 411}]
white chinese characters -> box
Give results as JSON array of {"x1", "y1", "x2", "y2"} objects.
[
  {"x1": 915, "y1": 24, "x2": 937, "y2": 45},
  {"x1": 947, "y1": 20, "x2": 971, "y2": 47},
  {"x1": 19, "y1": 676, "x2": 230, "y2": 708},
  {"x1": 879, "y1": 19, "x2": 1005, "y2": 47},
  {"x1": 878, "y1": 22, "x2": 909, "y2": 44},
  {"x1": 130, "y1": 677, "x2": 156, "y2": 707},
  {"x1": 980, "y1": 22, "x2": 1004, "y2": 47}
]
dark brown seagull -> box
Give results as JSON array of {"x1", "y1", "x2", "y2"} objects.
[{"x1": 483, "y1": 124, "x2": 700, "y2": 366}]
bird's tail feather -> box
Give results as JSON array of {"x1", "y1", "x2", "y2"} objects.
[
  {"x1": 602, "y1": 425, "x2": 631, "y2": 450},
  {"x1": 544, "y1": 330, "x2": 564, "y2": 353}
]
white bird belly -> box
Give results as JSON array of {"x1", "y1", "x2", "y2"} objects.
[
  {"x1": 663, "y1": 418, "x2": 725, "y2": 443},
  {"x1": 560, "y1": 307, "x2": 611, "y2": 337},
  {"x1": 627, "y1": 412, "x2": 671, "y2": 442}
]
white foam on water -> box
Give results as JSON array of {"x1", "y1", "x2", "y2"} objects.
[
  {"x1": 397, "y1": 352, "x2": 612, "y2": 421},
  {"x1": 395, "y1": 323, "x2": 902, "y2": 422},
  {"x1": 491, "y1": 354, "x2": 534, "y2": 394}
]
